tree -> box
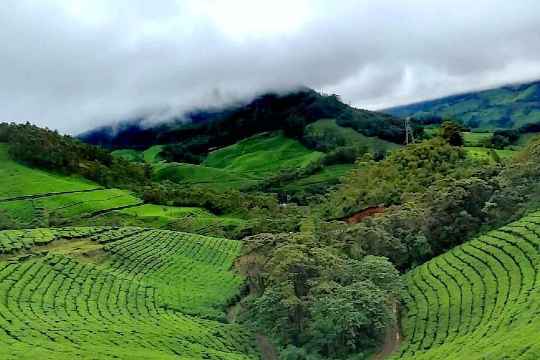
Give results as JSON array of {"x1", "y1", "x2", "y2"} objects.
[
  {"x1": 440, "y1": 121, "x2": 464, "y2": 146},
  {"x1": 309, "y1": 281, "x2": 392, "y2": 357},
  {"x1": 283, "y1": 115, "x2": 307, "y2": 139}
]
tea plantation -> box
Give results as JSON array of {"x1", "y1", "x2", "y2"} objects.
[
  {"x1": 0, "y1": 227, "x2": 258, "y2": 359},
  {"x1": 394, "y1": 212, "x2": 540, "y2": 360}
]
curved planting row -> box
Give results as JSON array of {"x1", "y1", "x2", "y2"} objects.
[
  {"x1": 394, "y1": 213, "x2": 540, "y2": 360},
  {"x1": 0, "y1": 227, "x2": 257, "y2": 359}
]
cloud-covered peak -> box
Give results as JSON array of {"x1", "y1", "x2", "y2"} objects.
[{"x1": 1, "y1": 0, "x2": 540, "y2": 133}]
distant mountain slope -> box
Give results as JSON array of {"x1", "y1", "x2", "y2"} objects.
[
  {"x1": 385, "y1": 80, "x2": 540, "y2": 129},
  {"x1": 79, "y1": 88, "x2": 407, "y2": 150}
]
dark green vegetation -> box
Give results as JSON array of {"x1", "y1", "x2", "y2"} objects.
[
  {"x1": 394, "y1": 212, "x2": 540, "y2": 359},
  {"x1": 0, "y1": 227, "x2": 257, "y2": 359},
  {"x1": 80, "y1": 88, "x2": 408, "y2": 154},
  {"x1": 386, "y1": 79, "x2": 540, "y2": 129},
  {"x1": 3, "y1": 84, "x2": 540, "y2": 359}
]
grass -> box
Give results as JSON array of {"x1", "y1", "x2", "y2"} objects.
[
  {"x1": 203, "y1": 132, "x2": 324, "y2": 177},
  {"x1": 112, "y1": 204, "x2": 249, "y2": 237},
  {"x1": 0, "y1": 227, "x2": 258, "y2": 359},
  {"x1": 0, "y1": 143, "x2": 98, "y2": 200},
  {"x1": 462, "y1": 132, "x2": 492, "y2": 147},
  {"x1": 111, "y1": 149, "x2": 143, "y2": 162},
  {"x1": 0, "y1": 189, "x2": 142, "y2": 226},
  {"x1": 304, "y1": 119, "x2": 401, "y2": 153},
  {"x1": 465, "y1": 147, "x2": 515, "y2": 162},
  {"x1": 111, "y1": 145, "x2": 164, "y2": 163},
  {"x1": 152, "y1": 162, "x2": 259, "y2": 190},
  {"x1": 392, "y1": 212, "x2": 540, "y2": 360},
  {"x1": 279, "y1": 164, "x2": 355, "y2": 193},
  {"x1": 143, "y1": 145, "x2": 165, "y2": 162}
]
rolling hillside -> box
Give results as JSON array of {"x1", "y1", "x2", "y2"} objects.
[
  {"x1": 80, "y1": 88, "x2": 406, "y2": 151},
  {"x1": 0, "y1": 143, "x2": 246, "y2": 237},
  {"x1": 203, "y1": 132, "x2": 324, "y2": 177},
  {"x1": 152, "y1": 162, "x2": 260, "y2": 191},
  {"x1": 385, "y1": 80, "x2": 540, "y2": 129},
  {"x1": 111, "y1": 145, "x2": 165, "y2": 163},
  {"x1": 0, "y1": 227, "x2": 258, "y2": 359},
  {"x1": 393, "y1": 211, "x2": 540, "y2": 359},
  {"x1": 0, "y1": 144, "x2": 99, "y2": 200}
]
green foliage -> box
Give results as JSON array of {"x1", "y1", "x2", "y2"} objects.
[
  {"x1": 152, "y1": 162, "x2": 259, "y2": 191},
  {"x1": 283, "y1": 115, "x2": 307, "y2": 139},
  {"x1": 111, "y1": 148, "x2": 144, "y2": 162},
  {"x1": 321, "y1": 138, "x2": 469, "y2": 219},
  {"x1": 161, "y1": 136, "x2": 209, "y2": 164},
  {"x1": 111, "y1": 145, "x2": 164, "y2": 163},
  {"x1": 240, "y1": 232, "x2": 401, "y2": 358},
  {"x1": 440, "y1": 121, "x2": 464, "y2": 146},
  {"x1": 0, "y1": 227, "x2": 258, "y2": 359},
  {"x1": 83, "y1": 88, "x2": 405, "y2": 151},
  {"x1": 302, "y1": 119, "x2": 400, "y2": 153},
  {"x1": 272, "y1": 164, "x2": 356, "y2": 205},
  {"x1": 386, "y1": 80, "x2": 540, "y2": 129},
  {"x1": 1, "y1": 122, "x2": 150, "y2": 188},
  {"x1": 0, "y1": 143, "x2": 98, "y2": 199},
  {"x1": 393, "y1": 213, "x2": 540, "y2": 359},
  {"x1": 203, "y1": 132, "x2": 324, "y2": 177},
  {"x1": 464, "y1": 147, "x2": 515, "y2": 162},
  {"x1": 309, "y1": 281, "x2": 391, "y2": 356},
  {"x1": 461, "y1": 131, "x2": 492, "y2": 147}
]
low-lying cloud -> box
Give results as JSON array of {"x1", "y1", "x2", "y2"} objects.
[{"x1": 1, "y1": 0, "x2": 540, "y2": 133}]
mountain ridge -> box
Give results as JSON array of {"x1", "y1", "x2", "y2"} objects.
[{"x1": 384, "y1": 79, "x2": 540, "y2": 129}]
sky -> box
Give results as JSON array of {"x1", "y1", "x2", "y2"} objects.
[{"x1": 1, "y1": 0, "x2": 540, "y2": 134}]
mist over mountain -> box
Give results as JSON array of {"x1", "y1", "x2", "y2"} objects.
[
  {"x1": 385, "y1": 79, "x2": 540, "y2": 129},
  {"x1": 80, "y1": 88, "x2": 406, "y2": 150}
]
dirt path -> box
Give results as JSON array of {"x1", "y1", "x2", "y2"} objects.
[
  {"x1": 256, "y1": 334, "x2": 278, "y2": 360},
  {"x1": 373, "y1": 302, "x2": 401, "y2": 360}
]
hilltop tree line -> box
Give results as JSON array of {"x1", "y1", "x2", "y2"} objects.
[
  {"x1": 82, "y1": 89, "x2": 413, "y2": 164},
  {"x1": 0, "y1": 122, "x2": 307, "y2": 237},
  {"x1": 0, "y1": 122, "x2": 150, "y2": 187}
]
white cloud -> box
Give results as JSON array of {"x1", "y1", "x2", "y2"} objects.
[{"x1": 1, "y1": 0, "x2": 539, "y2": 133}]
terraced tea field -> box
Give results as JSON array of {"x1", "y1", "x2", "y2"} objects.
[
  {"x1": 0, "y1": 227, "x2": 257, "y2": 359},
  {"x1": 152, "y1": 162, "x2": 259, "y2": 190},
  {"x1": 202, "y1": 132, "x2": 324, "y2": 177},
  {"x1": 0, "y1": 144, "x2": 98, "y2": 200},
  {"x1": 0, "y1": 189, "x2": 142, "y2": 226},
  {"x1": 394, "y1": 212, "x2": 540, "y2": 359}
]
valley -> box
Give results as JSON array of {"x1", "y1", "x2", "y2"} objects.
[{"x1": 2, "y1": 84, "x2": 540, "y2": 360}]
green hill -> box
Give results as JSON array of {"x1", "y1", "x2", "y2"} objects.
[
  {"x1": 393, "y1": 212, "x2": 540, "y2": 359},
  {"x1": 111, "y1": 145, "x2": 164, "y2": 163},
  {"x1": 152, "y1": 162, "x2": 259, "y2": 190},
  {"x1": 0, "y1": 227, "x2": 258, "y2": 359},
  {"x1": 0, "y1": 144, "x2": 99, "y2": 200},
  {"x1": 385, "y1": 80, "x2": 540, "y2": 129},
  {"x1": 0, "y1": 143, "x2": 246, "y2": 237},
  {"x1": 203, "y1": 132, "x2": 324, "y2": 177},
  {"x1": 303, "y1": 119, "x2": 401, "y2": 153}
]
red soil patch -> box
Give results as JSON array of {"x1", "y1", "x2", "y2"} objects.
[{"x1": 344, "y1": 206, "x2": 385, "y2": 224}]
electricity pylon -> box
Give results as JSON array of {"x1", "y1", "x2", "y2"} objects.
[{"x1": 404, "y1": 117, "x2": 415, "y2": 145}]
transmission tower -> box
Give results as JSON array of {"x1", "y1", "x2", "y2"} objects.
[{"x1": 404, "y1": 117, "x2": 415, "y2": 145}]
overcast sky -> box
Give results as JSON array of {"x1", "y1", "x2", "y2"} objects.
[{"x1": 2, "y1": 0, "x2": 540, "y2": 134}]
